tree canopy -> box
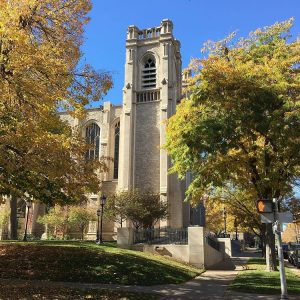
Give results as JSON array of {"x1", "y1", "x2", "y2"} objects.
[
  {"x1": 105, "y1": 190, "x2": 168, "y2": 229},
  {"x1": 0, "y1": 0, "x2": 112, "y2": 205},
  {"x1": 166, "y1": 18, "x2": 299, "y2": 202},
  {"x1": 165, "y1": 18, "x2": 299, "y2": 271}
]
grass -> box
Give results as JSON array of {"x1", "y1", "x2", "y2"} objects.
[
  {"x1": 230, "y1": 258, "x2": 300, "y2": 295},
  {"x1": 0, "y1": 280, "x2": 159, "y2": 300},
  {"x1": 0, "y1": 240, "x2": 202, "y2": 286}
]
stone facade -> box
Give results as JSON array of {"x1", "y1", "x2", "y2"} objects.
[
  {"x1": 80, "y1": 20, "x2": 189, "y2": 236},
  {"x1": 134, "y1": 102, "x2": 160, "y2": 191}
]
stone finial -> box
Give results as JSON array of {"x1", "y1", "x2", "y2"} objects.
[
  {"x1": 161, "y1": 19, "x2": 173, "y2": 34},
  {"x1": 127, "y1": 25, "x2": 139, "y2": 40}
]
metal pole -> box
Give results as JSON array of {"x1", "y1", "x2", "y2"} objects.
[
  {"x1": 223, "y1": 207, "x2": 227, "y2": 236},
  {"x1": 234, "y1": 218, "x2": 238, "y2": 240},
  {"x1": 23, "y1": 206, "x2": 30, "y2": 241},
  {"x1": 273, "y1": 198, "x2": 288, "y2": 300},
  {"x1": 96, "y1": 213, "x2": 100, "y2": 243},
  {"x1": 100, "y1": 203, "x2": 104, "y2": 243}
]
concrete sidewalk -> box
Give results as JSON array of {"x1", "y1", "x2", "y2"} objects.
[{"x1": 1, "y1": 269, "x2": 239, "y2": 300}]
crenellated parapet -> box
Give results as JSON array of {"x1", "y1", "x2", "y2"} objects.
[{"x1": 127, "y1": 19, "x2": 173, "y2": 41}]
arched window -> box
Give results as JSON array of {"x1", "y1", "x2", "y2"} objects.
[
  {"x1": 85, "y1": 123, "x2": 100, "y2": 160},
  {"x1": 142, "y1": 56, "x2": 156, "y2": 89},
  {"x1": 113, "y1": 121, "x2": 120, "y2": 179}
]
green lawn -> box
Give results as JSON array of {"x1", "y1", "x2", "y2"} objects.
[
  {"x1": 0, "y1": 241, "x2": 202, "y2": 286},
  {"x1": 230, "y1": 258, "x2": 300, "y2": 295}
]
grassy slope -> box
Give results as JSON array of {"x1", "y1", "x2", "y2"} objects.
[
  {"x1": 230, "y1": 258, "x2": 300, "y2": 295},
  {"x1": 0, "y1": 241, "x2": 202, "y2": 286}
]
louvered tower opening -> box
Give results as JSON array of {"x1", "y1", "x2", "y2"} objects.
[{"x1": 142, "y1": 57, "x2": 156, "y2": 89}]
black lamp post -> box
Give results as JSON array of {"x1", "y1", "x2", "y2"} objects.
[
  {"x1": 23, "y1": 200, "x2": 32, "y2": 241},
  {"x1": 234, "y1": 217, "x2": 238, "y2": 240},
  {"x1": 96, "y1": 194, "x2": 107, "y2": 244},
  {"x1": 96, "y1": 208, "x2": 101, "y2": 243},
  {"x1": 222, "y1": 206, "x2": 227, "y2": 236}
]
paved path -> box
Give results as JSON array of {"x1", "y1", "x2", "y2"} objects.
[{"x1": 2, "y1": 270, "x2": 239, "y2": 300}]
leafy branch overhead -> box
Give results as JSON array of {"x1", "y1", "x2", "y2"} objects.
[
  {"x1": 166, "y1": 18, "x2": 300, "y2": 203},
  {"x1": 0, "y1": 0, "x2": 112, "y2": 205}
]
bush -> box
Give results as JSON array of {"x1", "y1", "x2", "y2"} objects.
[
  {"x1": 68, "y1": 206, "x2": 96, "y2": 240},
  {"x1": 38, "y1": 206, "x2": 69, "y2": 239},
  {"x1": 38, "y1": 205, "x2": 96, "y2": 240}
]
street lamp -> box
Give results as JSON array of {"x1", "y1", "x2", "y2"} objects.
[
  {"x1": 96, "y1": 208, "x2": 101, "y2": 243},
  {"x1": 222, "y1": 206, "x2": 227, "y2": 237},
  {"x1": 234, "y1": 217, "x2": 238, "y2": 240},
  {"x1": 23, "y1": 200, "x2": 32, "y2": 241},
  {"x1": 96, "y1": 194, "x2": 107, "y2": 244}
]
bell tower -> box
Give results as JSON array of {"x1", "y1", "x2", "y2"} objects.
[{"x1": 118, "y1": 20, "x2": 188, "y2": 228}]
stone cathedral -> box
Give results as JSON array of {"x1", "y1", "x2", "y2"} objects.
[
  {"x1": 1, "y1": 20, "x2": 194, "y2": 240},
  {"x1": 62, "y1": 19, "x2": 191, "y2": 239}
]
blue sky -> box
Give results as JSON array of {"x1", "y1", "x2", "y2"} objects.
[{"x1": 81, "y1": 0, "x2": 300, "y2": 106}]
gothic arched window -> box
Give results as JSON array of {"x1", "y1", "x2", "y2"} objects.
[
  {"x1": 85, "y1": 123, "x2": 100, "y2": 160},
  {"x1": 113, "y1": 121, "x2": 120, "y2": 179},
  {"x1": 142, "y1": 56, "x2": 156, "y2": 89}
]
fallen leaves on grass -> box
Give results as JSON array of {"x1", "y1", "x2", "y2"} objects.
[
  {"x1": 0, "y1": 243, "x2": 201, "y2": 285},
  {"x1": 0, "y1": 280, "x2": 158, "y2": 300}
]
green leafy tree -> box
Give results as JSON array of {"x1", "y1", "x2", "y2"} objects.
[
  {"x1": 38, "y1": 206, "x2": 69, "y2": 239},
  {"x1": 165, "y1": 19, "x2": 300, "y2": 271},
  {"x1": 68, "y1": 206, "x2": 96, "y2": 240},
  {"x1": 126, "y1": 190, "x2": 168, "y2": 229},
  {"x1": 105, "y1": 191, "x2": 130, "y2": 227},
  {"x1": 105, "y1": 190, "x2": 168, "y2": 229}
]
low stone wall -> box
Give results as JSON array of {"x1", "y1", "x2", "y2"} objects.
[
  {"x1": 204, "y1": 243, "x2": 224, "y2": 268},
  {"x1": 144, "y1": 244, "x2": 189, "y2": 263},
  {"x1": 217, "y1": 237, "x2": 232, "y2": 257},
  {"x1": 188, "y1": 226, "x2": 205, "y2": 268},
  {"x1": 117, "y1": 227, "x2": 134, "y2": 249},
  {"x1": 117, "y1": 226, "x2": 231, "y2": 269}
]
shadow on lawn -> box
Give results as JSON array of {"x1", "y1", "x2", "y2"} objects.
[{"x1": 0, "y1": 244, "x2": 198, "y2": 286}]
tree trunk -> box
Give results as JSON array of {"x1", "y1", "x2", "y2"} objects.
[
  {"x1": 265, "y1": 223, "x2": 277, "y2": 272},
  {"x1": 261, "y1": 237, "x2": 266, "y2": 258},
  {"x1": 8, "y1": 196, "x2": 18, "y2": 240}
]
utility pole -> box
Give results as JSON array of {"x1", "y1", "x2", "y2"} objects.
[{"x1": 273, "y1": 198, "x2": 288, "y2": 300}]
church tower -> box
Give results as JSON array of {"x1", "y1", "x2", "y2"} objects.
[{"x1": 118, "y1": 20, "x2": 188, "y2": 228}]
